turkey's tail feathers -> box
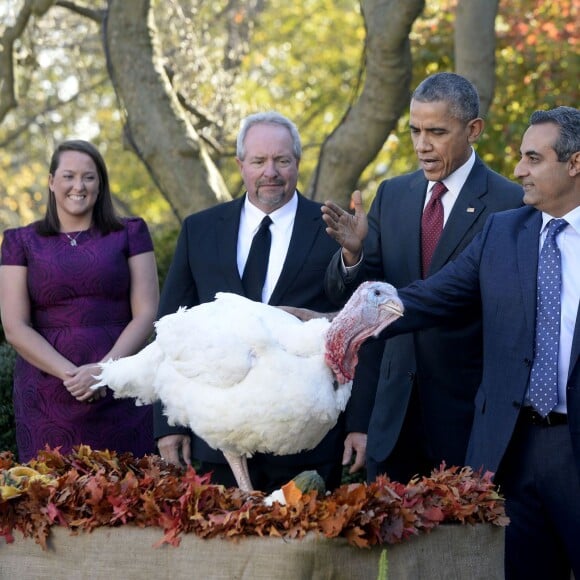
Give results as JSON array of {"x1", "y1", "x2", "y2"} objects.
[{"x1": 94, "y1": 342, "x2": 162, "y2": 404}]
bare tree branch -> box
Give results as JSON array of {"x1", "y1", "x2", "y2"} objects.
[
  {"x1": 55, "y1": 0, "x2": 105, "y2": 22},
  {"x1": 0, "y1": 0, "x2": 56, "y2": 123},
  {"x1": 0, "y1": 76, "x2": 108, "y2": 149}
]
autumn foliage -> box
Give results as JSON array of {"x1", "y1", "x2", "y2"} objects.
[{"x1": 0, "y1": 446, "x2": 508, "y2": 551}]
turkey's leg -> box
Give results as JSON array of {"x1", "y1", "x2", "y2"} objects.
[{"x1": 223, "y1": 451, "x2": 253, "y2": 491}]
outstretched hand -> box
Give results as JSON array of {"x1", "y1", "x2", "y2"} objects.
[{"x1": 321, "y1": 190, "x2": 368, "y2": 266}]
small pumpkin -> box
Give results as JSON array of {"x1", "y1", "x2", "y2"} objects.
[{"x1": 292, "y1": 470, "x2": 326, "y2": 495}]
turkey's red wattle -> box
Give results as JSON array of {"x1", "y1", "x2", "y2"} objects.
[
  {"x1": 325, "y1": 319, "x2": 357, "y2": 384},
  {"x1": 324, "y1": 281, "x2": 404, "y2": 384}
]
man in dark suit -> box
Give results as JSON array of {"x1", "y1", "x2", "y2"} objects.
[
  {"x1": 323, "y1": 73, "x2": 523, "y2": 483},
  {"x1": 154, "y1": 111, "x2": 357, "y2": 493},
  {"x1": 325, "y1": 106, "x2": 580, "y2": 579}
]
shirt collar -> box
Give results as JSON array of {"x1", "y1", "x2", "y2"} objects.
[
  {"x1": 429, "y1": 148, "x2": 476, "y2": 196},
  {"x1": 243, "y1": 191, "x2": 298, "y2": 230},
  {"x1": 540, "y1": 205, "x2": 580, "y2": 234}
]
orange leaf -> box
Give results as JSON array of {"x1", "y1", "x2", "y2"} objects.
[
  {"x1": 281, "y1": 481, "x2": 303, "y2": 506},
  {"x1": 345, "y1": 526, "x2": 370, "y2": 548}
]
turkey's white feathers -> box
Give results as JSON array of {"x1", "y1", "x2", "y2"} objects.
[
  {"x1": 98, "y1": 341, "x2": 163, "y2": 405},
  {"x1": 97, "y1": 293, "x2": 346, "y2": 457},
  {"x1": 95, "y1": 282, "x2": 404, "y2": 490}
]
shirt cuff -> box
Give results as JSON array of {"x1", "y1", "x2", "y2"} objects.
[{"x1": 340, "y1": 251, "x2": 363, "y2": 282}]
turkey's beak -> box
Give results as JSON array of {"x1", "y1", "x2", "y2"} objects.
[
  {"x1": 371, "y1": 299, "x2": 404, "y2": 338},
  {"x1": 381, "y1": 299, "x2": 404, "y2": 318}
]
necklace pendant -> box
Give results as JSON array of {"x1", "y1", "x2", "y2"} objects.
[{"x1": 70, "y1": 238, "x2": 77, "y2": 247}]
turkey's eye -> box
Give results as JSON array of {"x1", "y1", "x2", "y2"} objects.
[{"x1": 374, "y1": 289, "x2": 381, "y2": 296}]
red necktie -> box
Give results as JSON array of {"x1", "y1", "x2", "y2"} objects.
[{"x1": 421, "y1": 182, "x2": 447, "y2": 278}]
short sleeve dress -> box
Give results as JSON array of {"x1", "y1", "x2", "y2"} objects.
[{"x1": 1, "y1": 217, "x2": 155, "y2": 462}]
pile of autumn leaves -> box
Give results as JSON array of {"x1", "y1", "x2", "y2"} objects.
[{"x1": 0, "y1": 446, "x2": 508, "y2": 550}]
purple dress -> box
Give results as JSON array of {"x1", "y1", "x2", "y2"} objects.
[{"x1": 1, "y1": 218, "x2": 155, "y2": 462}]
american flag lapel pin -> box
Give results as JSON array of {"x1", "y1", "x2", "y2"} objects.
[{"x1": 467, "y1": 207, "x2": 475, "y2": 213}]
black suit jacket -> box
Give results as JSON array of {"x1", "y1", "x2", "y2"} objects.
[
  {"x1": 154, "y1": 193, "x2": 351, "y2": 466},
  {"x1": 325, "y1": 156, "x2": 523, "y2": 473}
]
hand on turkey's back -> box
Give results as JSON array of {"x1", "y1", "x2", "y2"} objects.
[{"x1": 277, "y1": 305, "x2": 337, "y2": 322}]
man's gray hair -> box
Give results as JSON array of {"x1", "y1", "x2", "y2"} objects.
[
  {"x1": 237, "y1": 111, "x2": 302, "y2": 160},
  {"x1": 412, "y1": 72, "x2": 480, "y2": 124},
  {"x1": 529, "y1": 106, "x2": 580, "y2": 162}
]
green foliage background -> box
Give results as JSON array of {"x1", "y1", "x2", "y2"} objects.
[{"x1": 0, "y1": 342, "x2": 17, "y2": 456}]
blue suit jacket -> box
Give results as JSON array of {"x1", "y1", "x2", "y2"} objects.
[
  {"x1": 326, "y1": 156, "x2": 523, "y2": 470},
  {"x1": 385, "y1": 206, "x2": 580, "y2": 480},
  {"x1": 153, "y1": 193, "x2": 353, "y2": 465}
]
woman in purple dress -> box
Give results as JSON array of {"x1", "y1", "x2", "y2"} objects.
[{"x1": 0, "y1": 140, "x2": 159, "y2": 462}]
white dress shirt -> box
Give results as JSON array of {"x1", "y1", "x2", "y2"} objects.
[{"x1": 237, "y1": 192, "x2": 298, "y2": 303}]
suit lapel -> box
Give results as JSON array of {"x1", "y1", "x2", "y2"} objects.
[
  {"x1": 216, "y1": 197, "x2": 246, "y2": 294},
  {"x1": 269, "y1": 194, "x2": 321, "y2": 305},
  {"x1": 430, "y1": 157, "x2": 489, "y2": 274},
  {"x1": 406, "y1": 173, "x2": 429, "y2": 278},
  {"x1": 517, "y1": 211, "x2": 542, "y2": 335}
]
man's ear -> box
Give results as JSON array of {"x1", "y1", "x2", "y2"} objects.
[
  {"x1": 467, "y1": 118, "x2": 485, "y2": 143},
  {"x1": 568, "y1": 151, "x2": 580, "y2": 177}
]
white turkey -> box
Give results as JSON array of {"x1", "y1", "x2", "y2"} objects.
[{"x1": 95, "y1": 280, "x2": 403, "y2": 491}]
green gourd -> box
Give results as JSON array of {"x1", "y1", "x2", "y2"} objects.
[{"x1": 292, "y1": 470, "x2": 326, "y2": 495}]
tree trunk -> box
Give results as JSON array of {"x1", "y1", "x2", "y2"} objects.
[
  {"x1": 454, "y1": 0, "x2": 499, "y2": 117},
  {"x1": 104, "y1": 0, "x2": 231, "y2": 220},
  {"x1": 307, "y1": 0, "x2": 425, "y2": 207}
]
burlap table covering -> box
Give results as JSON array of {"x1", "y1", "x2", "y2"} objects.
[{"x1": 0, "y1": 523, "x2": 504, "y2": 579}]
